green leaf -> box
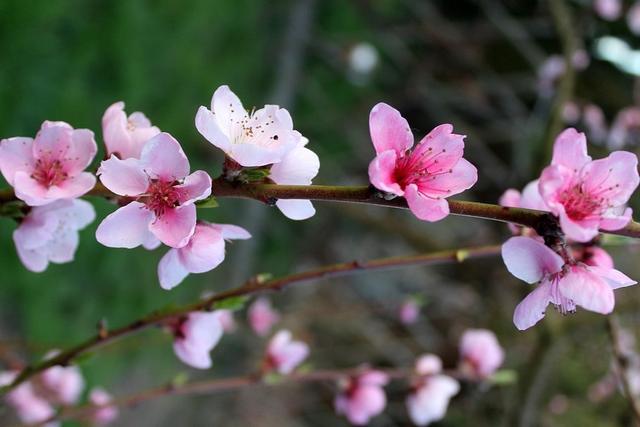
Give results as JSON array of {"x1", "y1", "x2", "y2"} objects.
[
  {"x1": 212, "y1": 296, "x2": 249, "y2": 311},
  {"x1": 172, "y1": 372, "x2": 190, "y2": 387},
  {"x1": 240, "y1": 168, "x2": 270, "y2": 182},
  {"x1": 489, "y1": 369, "x2": 517, "y2": 385},
  {"x1": 263, "y1": 372, "x2": 284, "y2": 385},
  {"x1": 196, "y1": 196, "x2": 219, "y2": 208}
]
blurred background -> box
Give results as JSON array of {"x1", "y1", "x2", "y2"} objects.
[{"x1": 1, "y1": 0, "x2": 640, "y2": 425}]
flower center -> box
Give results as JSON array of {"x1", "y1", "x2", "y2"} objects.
[
  {"x1": 558, "y1": 184, "x2": 605, "y2": 221},
  {"x1": 31, "y1": 159, "x2": 68, "y2": 187},
  {"x1": 145, "y1": 179, "x2": 181, "y2": 217},
  {"x1": 549, "y1": 274, "x2": 576, "y2": 315},
  {"x1": 394, "y1": 147, "x2": 453, "y2": 192}
]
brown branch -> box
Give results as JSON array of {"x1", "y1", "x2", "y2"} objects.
[
  {"x1": 0, "y1": 244, "x2": 501, "y2": 395},
  {"x1": 606, "y1": 316, "x2": 640, "y2": 422}
]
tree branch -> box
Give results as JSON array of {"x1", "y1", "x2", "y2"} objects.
[{"x1": 0, "y1": 245, "x2": 501, "y2": 395}]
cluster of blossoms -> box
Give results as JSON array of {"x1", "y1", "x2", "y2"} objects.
[
  {"x1": 335, "y1": 329, "x2": 504, "y2": 425},
  {"x1": 500, "y1": 128, "x2": 639, "y2": 330},
  {"x1": 563, "y1": 102, "x2": 640, "y2": 149},
  {"x1": 593, "y1": 0, "x2": 640, "y2": 33},
  {"x1": 0, "y1": 353, "x2": 117, "y2": 426}
]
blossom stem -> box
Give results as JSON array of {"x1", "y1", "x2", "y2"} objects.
[{"x1": 0, "y1": 244, "x2": 500, "y2": 395}]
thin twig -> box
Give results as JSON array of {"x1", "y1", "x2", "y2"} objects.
[
  {"x1": 606, "y1": 315, "x2": 640, "y2": 422},
  {"x1": 0, "y1": 245, "x2": 501, "y2": 395}
]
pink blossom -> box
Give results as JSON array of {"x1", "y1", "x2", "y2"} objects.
[
  {"x1": 406, "y1": 354, "x2": 459, "y2": 426},
  {"x1": 172, "y1": 311, "x2": 224, "y2": 369},
  {"x1": 269, "y1": 135, "x2": 320, "y2": 220},
  {"x1": 594, "y1": 0, "x2": 622, "y2": 20},
  {"x1": 608, "y1": 107, "x2": 640, "y2": 149},
  {"x1": 502, "y1": 236, "x2": 636, "y2": 330},
  {"x1": 96, "y1": 132, "x2": 211, "y2": 249},
  {"x1": 196, "y1": 85, "x2": 299, "y2": 167},
  {"x1": 265, "y1": 330, "x2": 309, "y2": 375},
  {"x1": 0, "y1": 121, "x2": 97, "y2": 206},
  {"x1": 38, "y1": 351, "x2": 84, "y2": 405},
  {"x1": 574, "y1": 245, "x2": 614, "y2": 268},
  {"x1": 158, "y1": 222, "x2": 250, "y2": 290},
  {"x1": 459, "y1": 329, "x2": 504, "y2": 379},
  {"x1": 89, "y1": 387, "x2": 119, "y2": 425},
  {"x1": 1, "y1": 372, "x2": 57, "y2": 426},
  {"x1": 499, "y1": 180, "x2": 547, "y2": 235},
  {"x1": 583, "y1": 104, "x2": 608, "y2": 144},
  {"x1": 102, "y1": 101, "x2": 160, "y2": 159},
  {"x1": 335, "y1": 369, "x2": 389, "y2": 425},
  {"x1": 248, "y1": 298, "x2": 280, "y2": 337},
  {"x1": 368, "y1": 103, "x2": 477, "y2": 221},
  {"x1": 538, "y1": 52, "x2": 590, "y2": 95},
  {"x1": 399, "y1": 299, "x2": 420, "y2": 325},
  {"x1": 215, "y1": 309, "x2": 237, "y2": 333},
  {"x1": 13, "y1": 199, "x2": 95, "y2": 272},
  {"x1": 539, "y1": 128, "x2": 639, "y2": 242},
  {"x1": 628, "y1": 2, "x2": 640, "y2": 34}
]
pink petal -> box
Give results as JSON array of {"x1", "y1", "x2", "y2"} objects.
[
  {"x1": 581, "y1": 151, "x2": 639, "y2": 207},
  {"x1": 98, "y1": 156, "x2": 149, "y2": 196},
  {"x1": 407, "y1": 376, "x2": 459, "y2": 425},
  {"x1": 513, "y1": 281, "x2": 552, "y2": 330},
  {"x1": 13, "y1": 172, "x2": 49, "y2": 206},
  {"x1": 158, "y1": 249, "x2": 190, "y2": 290},
  {"x1": 33, "y1": 123, "x2": 72, "y2": 162},
  {"x1": 347, "y1": 386, "x2": 386, "y2": 425},
  {"x1": 210, "y1": 223, "x2": 252, "y2": 240},
  {"x1": 499, "y1": 189, "x2": 521, "y2": 208},
  {"x1": 368, "y1": 150, "x2": 403, "y2": 195},
  {"x1": 358, "y1": 371, "x2": 389, "y2": 387},
  {"x1": 501, "y1": 237, "x2": 564, "y2": 284},
  {"x1": 46, "y1": 231, "x2": 79, "y2": 263},
  {"x1": 412, "y1": 124, "x2": 465, "y2": 174},
  {"x1": 404, "y1": 184, "x2": 450, "y2": 221},
  {"x1": 195, "y1": 105, "x2": 231, "y2": 153},
  {"x1": 589, "y1": 266, "x2": 637, "y2": 289},
  {"x1": 269, "y1": 144, "x2": 319, "y2": 185},
  {"x1": 520, "y1": 180, "x2": 548, "y2": 211},
  {"x1": 173, "y1": 340, "x2": 212, "y2": 369},
  {"x1": 63, "y1": 129, "x2": 97, "y2": 174},
  {"x1": 560, "y1": 267, "x2": 615, "y2": 314},
  {"x1": 149, "y1": 204, "x2": 196, "y2": 248},
  {"x1": 417, "y1": 157, "x2": 478, "y2": 198},
  {"x1": 141, "y1": 133, "x2": 190, "y2": 181},
  {"x1": 95, "y1": 201, "x2": 154, "y2": 248},
  {"x1": 416, "y1": 354, "x2": 443, "y2": 375},
  {"x1": 0, "y1": 137, "x2": 35, "y2": 184},
  {"x1": 369, "y1": 102, "x2": 414, "y2": 155},
  {"x1": 175, "y1": 170, "x2": 212, "y2": 204},
  {"x1": 226, "y1": 138, "x2": 296, "y2": 168},
  {"x1": 45, "y1": 172, "x2": 96, "y2": 200},
  {"x1": 538, "y1": 165, "x2": 574, "y2": 213},
  {"x1": 13, "y1": 233, "x2": 49, "y2": 272},
  {"x1": 211, "y1": 85, "x2": 247, "y2": 139},
  {"x1": 173, "y1": 312, "x2": 223, "y2": 369},
  {"x1": 459, "y1": 329, "x2": 504, "y2": 377},
  {"x1": 600, "y1": 207, "x2": 633, "y2": 231},
  {"x1": 178, "y1": 223, "x2": 225, "y2": 273},
  {"x1": 551, "y1": 128, "x2": 591, "y2": 170},
  {"x1": 102, "y1": 102, "x2": 130, "y2": 157},
  {"x1": 276, "y1": 199, "x2": 316, "y2": 220},
  {"x1": 557, "y1": 208, "x2": 600, "y2": 243}
]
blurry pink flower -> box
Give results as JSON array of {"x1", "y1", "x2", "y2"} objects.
[
  {"x1": 539, "y1": 128, "x2": 639, "y2": 242},
  {"x1": 502, "y1": 236, "x2": 636, "y2": 330},
  {"x1": 562, "y1": 102, "x2": 581, "y2": 124},
  {"x1": 368, "y1": 103, "x2": 477, "y2": 221},
  {"x1": 608, "y1": 107, "x2": 640, "y2": 149},
  {"x1": 583, "y1": 104, "x2": 608, "y2": 144},
  {"x1": 0, "y1": 121, "x2": 97, "y2": 206},
  {"x1": 269, "y1": 136, "x2": 320, "y2": 220},
  {"x1": 39, "y1": 351, "x2": 84, "y2": 405},
  {"x1": 215, "y1": 309, "x2": 237, "y2": 333},
  {"x1": 335, "y1": 369, "x2": 389, "y2": 425},
  {"x1": 399, "y1": 299, "x2": 420, "y2": 325},
  {"x1": 574, "y1": 245, "x2": 614, "y2": 268},
  {"x1": 196, "y1": 85, "x2": 299, "y2": 167},
  {"x1": 459, "y1": 329, "x2": 504, "y2": 379},
  {"x1": 13, "y1": 199, "x2": 95, "y2": 272},
  {"x1": 265, "y1": 330, "x2": 309, "y2": 375},
  {"x1": 538, "y1": 52, "x2": 590, "y2": 95},
  {"x1": 96, "y1": 133, "x2": 211, "y2": 249},
  {"x1": 172, "y1": 311, "x2": 224, "y2": 369},
  {"x1": 594, "y1": 0, "x2": 622, "y2": 20},
  {"x1": 158, "y1": 222, "x2": 250, "y2": 290},
  {"x1": 499, "y1": 180, "x2": 547, "y2": 235},
  {"x1": 406, "y1": 354, "x2": 459, "y2": 426},
  {"x1": 102, "y1": 101, "x2": 160, "y2": 159},
  {"x1": 248, "y1": 298, "x2": 280, "y2": 337},
  {"x1": 89, "y1": 388, "x2": 119, "y2": 426},
  {"x1": 628, "y1": 2, "x2": 640, "y2": 34},
  {"x1": 1, "y1": 372, "x2": 57, "y2": 426}
]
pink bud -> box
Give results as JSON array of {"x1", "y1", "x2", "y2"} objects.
[
  {"x1": 102, "y1": 101, "x2": 160, "y2": 159},
  {"x1": 172, "y1": 312, "x2": 223, "y2": 369},
  {"x1": 335, "y1": 369, "x2": 389, "y2": 425},
  {"x1": 399, "y1": 299, "x2": 420, "y2": 325},
  {"x1": 459, "y1": 329, "x2": 504, "y2": 379},
  {"x1": 89, "y1": 387, "x2": 119, "y2": 425},
  {"x1": 248, "y1": 298, "x2": 280, "y2": 337},
  {"x1": 265, "y1": 330, "x2": 309, "y2": 375}
]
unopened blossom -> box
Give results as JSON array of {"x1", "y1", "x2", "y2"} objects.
[
  {"x1": 172, "y1": 311, "x2": 224, "y2": 369},
  {"x1": 0, "y1": 121, "x2": 97, "y2": 206},
  {"x1": 196, "y1": 85, "x2": 299, "y2": 167},
  {"x1": 264, "y1": 330, "x2": 309, "y2": 375},
  {"x1": 89, "y1": 388, "x2": 119, "y2": 426},
  {"x1": 368, "y1": 103, "x2": 477, "y2": 221},
  {"x1": 608, "y1": 107, "x2": 640, "y2": 149},
  {"x1": 102, "y1": 101, "x2": 160, "y2": 159},
  {"x1": 248, "y1": 298, "x2": 280, "y2": 337},
  {"x1": 628, "y1": 2, "x2": 640, "y2": 34},
  {"x1": 399, "y1": 299, "x2": 420, "y2": 325},
  {"x1": 335, "y1": 369, "x2": 389, "y2": 425},
  {"x1": 594, "y1": 0, "x2": 622, "y2": 20},
  {"x1": 459, "y1": 329, "x2": 504, "y2": 379},
  {"x1": 0, "y1": 372, "x2": 57, "y2": 426},
  {"x1": 96, "y1": 132, "x2": 211, "y2": 249},
  {"x1": 38, "y1": 351, "x2": 84, "y2": 405},
  {"x1": 269, "y1": 136, "x2": 320, "y2": 220},
  {"x1": 539, "y1": 128, "x2": 639, "y2": 242},
  {"x1": 502, "y1": 236, "x2": 636, "y2": 330},
  {"x1": 158, "y1": 222, "x2": 250, "y2": 290},
  {"x1": 13, "y1": 199, "x2": 95, "y2": 272},
  {"x1": 406, "y1": 354, "x2": 460, "y2": 426}
]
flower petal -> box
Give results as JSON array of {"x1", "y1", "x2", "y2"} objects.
[
  {"x1": 95, "y1": 202, "x2": 154, "y2": 248},
  {"x1": 141, "y1": 133, "x2": 190, "y2": 181},
  {"x1": 98, "y1": 156, "x2": 149, "y2": 196},
  {"x1": 368, "y1": 150, "x2": 403, "y2": 195},
  {"x1": 600, "y1": 207, "x2": 633, "y2": 231},
  {"x1": 581, "y1": 151, "x2": 639, "y2": 207},
  {"x1": 0, "y1": 137, "x2": 35, "y2": 184},
  {"x1": 64, "y1": 129, "x2": 97, "y2": 174},
  {"x1": 45, "y1": 172, "x2": 96, "y2": 200},
  {"x1": 269, "y1": 144, "x2": 319, "y2": 185},
  {"x1": 417, "y1": 158, "x2": 478, "y2": 198},
  {"x1": 560, "y1": 267, "x2": 615, "y2": 314},
  {"x1": 413, "y1": 124, "x2": 465, "y2": 174},
  {"x1": 589, "y1": 266, "x2": 637, "y2": 289},
  {"x1": 404, "y1": 183, "x2": 449, "y2": 221},
  {"x1": 210, "y1": 224, "x2": 252, "y2": 240},
  {"x1": 175, "y1": 170, "x2": 212, "y2": 204},
  {"x1": 13, "y1": 171, "x2": 49, "y2": 206},
  {"x1": 211, "y1": 85, "x2": 247, "y2": 139},
  {"x1": 369, "y1": 102, "x2": 414, "y2": 155},
  {"x1": 158, "y1": 249, "x2": 190, "y2": 290},
  {"x1": 178, "y1": 224, "x2": 225, "y2": 273},
  {"x1": 551, "y1": 128, "x2": 591, "y2": 170},
  {"x1": 501, "y1": 237, "x2": 564, "y2": 284},
  {"x1": 513, "y1": 281, "x2": 552, "y2": 330},
  {"x1": 195, "y1": 105, "x2": 231, "y2": 153},
  {"x1": 149, "y1": 204, "x2": 196, "y2": 248},
  {"x1": 276, "y1": 199, "x2": 316, "y2": 220}
]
